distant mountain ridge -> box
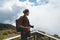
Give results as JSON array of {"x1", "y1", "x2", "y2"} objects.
[{"x1": 0, "y1": 23, "x2": 16, "y2": 30}]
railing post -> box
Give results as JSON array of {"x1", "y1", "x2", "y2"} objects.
[
  {"x1": 37, "y1": 34, "x2": 38, "y2": 40},
  {"x1": 34, "y1": 33, "x2": 38, "y2": 40},
  {"x1": 48, "y1": 37, "x2": 51, "y2": 40},
  {"x1": 34, "y1": 35, "x2": 36, "y2": 40}
]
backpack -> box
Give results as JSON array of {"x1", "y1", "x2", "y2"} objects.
[{"x1": 16, "y1": 19, "x2": 22, "y2": 32}]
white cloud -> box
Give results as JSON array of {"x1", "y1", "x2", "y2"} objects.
[
  {"x1": 0, "y1": 0, "x2": 25, "y2": 24},
  {"x1": 21, "y1": 0, "x2": 60, "y2": 35}
]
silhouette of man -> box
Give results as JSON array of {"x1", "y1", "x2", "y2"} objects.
[{"x1": 18, "y1": 9, "x2": 34, "y2": 40}]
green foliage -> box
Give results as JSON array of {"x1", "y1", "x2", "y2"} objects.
[
  {"x1": 0, "y1": 23, "x2": 16, "y2": 30},
  {"x1": 7, "y1": 31, "x2": 13, "y2": 34},
  {"x1": 12, "y1": 30, "x2": 18, "y2": 34},
  {"x1": 0, "y1": 23, "x2": 60, "y2": 40},
  {"x1": 53, "y1": 34, "x2": 60, "y2": 39},
  {"x1": 3, "y1": 32, "x2": 8, "y2": 35},
  {"x1": 0, "y1": 23, "x2": 20, "y2": 40}
]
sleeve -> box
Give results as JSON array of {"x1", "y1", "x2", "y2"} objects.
[{"x1": 27, "y1": 18, "x2": 34, "y2": 28}]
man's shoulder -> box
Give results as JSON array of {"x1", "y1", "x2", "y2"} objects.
[
  {"x1": 19, "y1": 16, "x2": 23, "y2": 19},
  {"x1": 18, "y1": 16, "x2": 27, "y2": 20},
  {"x1": 18, "y1": 16, "x2": 23, "y2": 20}
]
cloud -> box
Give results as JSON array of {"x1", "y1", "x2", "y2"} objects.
[
  {"x1": 25, "y1": 0, "x2": 60, "y2": 35},
  {"x1": 0, "y1": 0, "x2": 25, "y2": 24},
  {"x1": 0, "y1": 0, "x2": 60, "y2": 35},
  {"x1": 0, "y1": 0, "x2": 16, "y2": 7},
  {"x1": 0, "y1": 5, "x2": 19, "y2": 23},
  {"x1": 20, "y1": 0, "x2": 60, "y2": 35}
]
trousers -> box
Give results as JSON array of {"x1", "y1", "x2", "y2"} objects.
[{"x1": 21, "y1": 32, "x2": 30, "y2": 40}]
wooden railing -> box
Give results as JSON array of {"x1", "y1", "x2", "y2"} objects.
[{"x1": 4, "y1": 30, "x2": 60, "y2": 40}]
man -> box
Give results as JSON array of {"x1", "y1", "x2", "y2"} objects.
[{"x1": 18, "y1": 9, "x2": 34, "y2": 40}]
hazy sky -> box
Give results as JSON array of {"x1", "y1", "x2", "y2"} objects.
[{"x1": 0, "y1": 0, "x2": 60, "y2": 35}]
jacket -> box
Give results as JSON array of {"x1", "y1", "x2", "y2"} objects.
[{"x1": 18, "y1": 15, "x2": 31, "y2": 34}]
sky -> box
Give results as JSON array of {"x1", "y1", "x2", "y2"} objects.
[{"x1": 0, "y1": 0, "x2": 60, "y2": 35}]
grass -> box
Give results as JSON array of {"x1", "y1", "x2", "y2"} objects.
[
  {"x1": 14, "y1": 38, "x2": 21, "y2": 40},
  {"x1": 0, "y1": 29, "x2": 57, "y2": 40},
  {"x1": 0, "y1": 29, "x2": 20, "y2": 40}
]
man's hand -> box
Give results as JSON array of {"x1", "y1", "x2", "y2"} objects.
[
  {"x1": 29, "y1": 25, "x2": 34, "y2": 28},
  {"x1": 30, "y1": 25, "x2": 34, "y2": 28}
]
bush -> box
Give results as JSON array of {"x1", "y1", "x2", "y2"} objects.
[
  {"x1": 7, "y1": 31, "x2": 13, "y2": 34},
  {"x1": 12, "y1": 30, "x2": 17, "y2": 34},
  {"x1": 3, "y1": 32, "x2": 8, "y2": 35}
]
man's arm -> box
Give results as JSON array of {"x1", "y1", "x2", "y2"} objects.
[{"x1": 19, "y1": 25, "x2": 30, "y2": 29}]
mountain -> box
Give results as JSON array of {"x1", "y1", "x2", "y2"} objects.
[{"x1": 0, "y1": 23, "x2": 16, "y2": 30}]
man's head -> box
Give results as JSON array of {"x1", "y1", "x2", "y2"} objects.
[{"x1": 23, "y1": 9, "x2": 29, "y2": 16}]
